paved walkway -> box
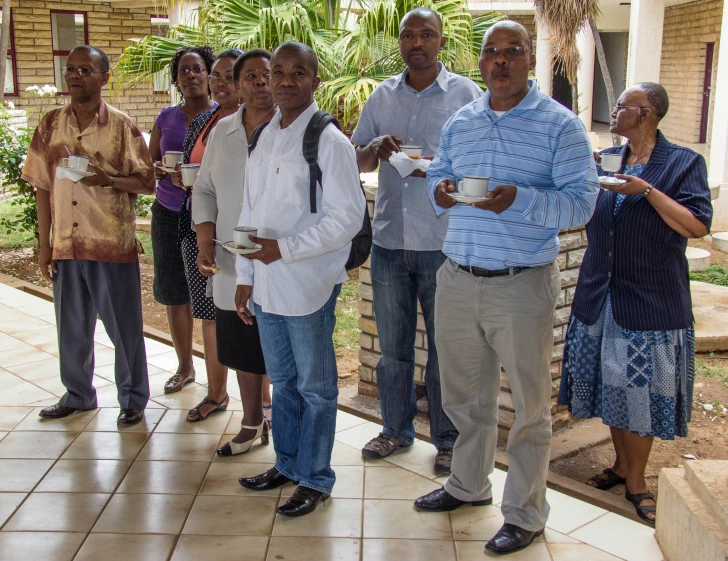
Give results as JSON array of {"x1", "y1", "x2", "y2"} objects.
[{"x1": 0, "y1": 281, "x2": 665, "y2": 560}]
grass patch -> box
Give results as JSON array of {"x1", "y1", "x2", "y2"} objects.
[
  {"x1": 334, "y1": 279, "x2": 360, "y2": 353},
  {"x1": 690, "y1": 264, "x2": 728, "y2": 287},
  {"x1": 137, "y1": 232, "x2": 153, "y2": 258},
  {"x1": 0, "y1": 198, "x2": 35, "y2": 250},
  {"x1": 696, "y1": 354, "x2": 728, "y2": 385}
]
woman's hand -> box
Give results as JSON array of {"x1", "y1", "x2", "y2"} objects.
[
  {"x1": 605, "y1": 174, "x2": 650, "y2": 196},
  {"x1": 153, "y1": 162, "x2": 167, "y2": 181},
  {"x1": 170, "y1": 163, "x2": 185, "y2": 189}
]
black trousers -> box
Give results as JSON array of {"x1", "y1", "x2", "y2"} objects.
[{"x1": 54, "y1": 259, "x2": 149, "y2": 410}]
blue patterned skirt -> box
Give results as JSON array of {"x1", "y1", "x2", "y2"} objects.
[{"x1": 558, "y1": 294, "x2": 694, "y2": 440}]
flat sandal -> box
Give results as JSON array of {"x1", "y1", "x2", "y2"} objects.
[
  {"x1": 187, "y1": 395, "x2": 229, "y2": 423},
  {"x1": 588, "y1": 468, "x2": 626, "y2": 491},
  {"x1": 625, "y1": 489, "x2": 657, "y2": 526}
]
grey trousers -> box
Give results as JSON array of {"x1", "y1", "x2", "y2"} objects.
[
  {"x1": 54, "y1": 259, "x2": 149, "y2": 410},
  {"x1": 436, "y1": 258, "x2": 560, "y2": 531}
]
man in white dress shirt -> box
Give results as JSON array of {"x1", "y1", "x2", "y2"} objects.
[{"x1": 235, "y1": 42, "x2": 365, "y2": 517}]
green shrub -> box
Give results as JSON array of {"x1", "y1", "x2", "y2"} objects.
[
  {"x1": 0, "y1": 105, "x2": 36, "y2": 239},
  {"x1": 690, "y1": 264, "x2": 728, "y2": 287}
]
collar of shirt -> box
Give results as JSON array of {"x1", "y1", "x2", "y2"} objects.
[
  {"x1": 267, "y1": 101, "x2": 320, "y2": 136},
  {"x1": 65, "y1": 99, "x2": 109, "y2": 138},
  {"x1": 223, "y1": 103, "x2": 248, "y2": 144},
  {"x1": 396, "y1": 62, "x2": 449, "y2": 94},
  {"x1": 479, "y1": 79, "x2": 540, "y2": 118}
]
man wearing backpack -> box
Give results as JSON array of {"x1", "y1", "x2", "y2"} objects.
[
  {"x1": 352, "y1": 8, "x2": 482, "y2": 474},
  {"x1": 235, "y1": 42, "x2": 365, "y2": 517}
]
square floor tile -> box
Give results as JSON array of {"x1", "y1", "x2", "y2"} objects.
[
  {"x1": 364, "y1": 466, "x2": 438, "y2": 500},
  {"x1": 171, "y1": 535, "x2": 269, "y2": 561},
  {"x1": 146, "y1": 351, "x2": 183, "y2": 371},
  {"x1": 0, "y1": 334, "x2": 26, "y2": 352},
  {"x1": 336, "y1": 411, "x2": 369, "y2": 433},
  {"x1": 0, "y1": 382, "x2": 56, "y2": 407},
  {"x1": 456, "y1": 540, "x2": 551, "y2": 561},
  {"x1": 363, "y1": 499, "x2": 451, "y2": 540},
  {"x1": 0, "y1": 493, "x2": 26, "y2": 526},
  {"x1": 544, "y1": 489, "x2": 608, "y2": 534},
  {"x1": 543, "y1": 528, "x2": 581, "y2": 544},
  {"x1": 12, "y1": 327, "x2": 59, "y2": 346},
  {"x1": 94, "y1": 363, "x2": 164, "y2": 382},
  {"x1": 6, "y1": 358, "x2": 60, "y2": 382},
  {"x1": 0, "y1": 431, "x2": 77, "y2": 459},
  {"x1": 82, "y1": 408, "x2": 166, "y2": 433},
  {"x1": 61, "y1": 431, "x2": 148, "y2": 460},
  {"x1": 270, "y1": 537, "x2": 361, "y2": 561},
  {"x1": 138, "y1": 433, "x2": 220, "y2": 462},
  {"x1": 450, "y1": 504, "x2": 509, "y2": 541},
  {"x1": 0, "y1": 432, "x2": 5, "y2": 442},
  {"x1": 150, "y1": 385, "x2": 220, "y2": 410},
  {"x1": 2, "y1": 492, "x2": 109, "y2": 532},
  {"x1": 363, "y1": 538, "x2": 456, "y2": 561},
  {"x1": 0, "y1": 407, "x2": 32, "y2": 431},
  {"x1": 200, "y1": 462, "x2": 280, "y2": 497},
  {"x1": 0, "y1": 316, "x2": 50, "y2": 335},
  {"x1": 14, "y1": 407, "x2": 97, "y2": 432},
  {"x1": 334, "y1": 422, "x2": 385, "y2": 451},
  {"x1": 156, "y1": 409, "x2": 232, "y2": 434},
  {"x1": 36, "y1": 459, "x2": 132, "y2": 493},
  {"x1": 35, "y1": 340, "x2": 59, "y2": 357},
  {"x1": 0, "y1": 346, "x2": 56, "y2": 368},
  {"x1": 93, "y1": 493, "x2": 195, "y2": 534},
  {"x1": 0, "y1": 459, "x2": 54, "y2": 491},
  {"x1": 0, "y1": 370, "x2": 23, "y2": 390},
  {"x1": 548, "y1": 543, "x2": 623, "y2": 561},
  {"x1": 330, "y1": 441, "x2": 366, "y2": 466},
  {"x1": 142, "y1": 338, "x2": 176, "y2": 357},
  {"x1": 570, "y1": 512, "x2": 664, "y2": 561},
  {"x1": 273, "y1": 497, "x2": 362, "y2": 538},
  {"x1": 93, "y1": 346, "x2": 117, "y2": 367},
  {"x1": 117, "y1": 460, "x2": 209, "y2": 495},
  {"x1": 330, "y1": 466, "x2": 364, "y2": 499},
  {"x1": 0, "y1": 532, "x2": 86, "y2": 561},
  {"x1": 213, "y1": 434, "x2": 278, "y2": 464},
  {"x1": 74, "y1": 534, "x2": 176, "y2": 561},
  {"x1": 183, "y1": 495, "x2": 278, "y2": 536},
  {"x1": 377, "y1": 439, "x2": 440, "y2": 479}
]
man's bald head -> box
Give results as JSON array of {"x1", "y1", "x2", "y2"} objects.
[
  {"x1": 400, "y1": 7, "x2": 443, "y2": 33},
  {"x1": 482, "y1": 20, "x2": 532, "y2": 51},
  {"x1": 273, "y1": 41, "x2": 318, "y2": 77}
]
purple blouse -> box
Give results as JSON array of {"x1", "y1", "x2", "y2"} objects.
[{"x1": 154, "y1": 105, "x2": 187, "y2": 211}]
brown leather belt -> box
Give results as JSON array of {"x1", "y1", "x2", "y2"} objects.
[{"x1": 457, "y1": 265, "x2": 532, "y2": 277}]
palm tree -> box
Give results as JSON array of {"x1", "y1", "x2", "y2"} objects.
[{"x1": 113, "y1": 0, "x2": 504, "y2": 131}]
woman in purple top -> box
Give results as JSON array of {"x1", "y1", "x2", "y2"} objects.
[{"x1": 149, "y1": 46, "x2": 217, "y2": 394}]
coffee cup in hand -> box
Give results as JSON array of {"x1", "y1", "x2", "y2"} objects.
[
  {"x1": 234, "y1": 226, "x2": 258, "y2": 249},
  {"x1": 181, "y1": 164, "x2": 201, "y2": 187},
  {"x1": 400, "y1": 145, "x2": 422, "y2": 158},
  {"x1": 162, "y1": 151, "x2": 184, "y2": 168},
  {"x1": 599, "y1": 154, "x2": 622, "y2": 173},
  {"x1": 61, "y1": 155, "x2": 89, "y2": 172},
  {"x1": 458, "y1": 176, "x2": 489, "y2": 198}
]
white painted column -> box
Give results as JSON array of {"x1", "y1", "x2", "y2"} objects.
[
  {"x1": 708, "y1": 0, "x2": 728, "y2": 229},
  {"x1": 167, "y1": 2, "x2": 199, "y2": 105},
  {"x1": 626, "y1": 0, "x2": 665, "y2": 86},
  {"x1": 576, "y1": 24, "x2": 595, "y2": 132},
  {"x1": 535, "y1": 19, "x2": 552, "y2": 96}
]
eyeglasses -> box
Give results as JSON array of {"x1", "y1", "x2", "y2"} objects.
[
  {"x1": 208, "y1": 75, "x2": 235, "y2": 84},
  {"x1": 482, "y1": 46, "x2": 528, "y2": 59},
  {"x1": 179, "y1": 65, "x2": 208, "y2": 76},
  {"x1": 63, "y1": 67, "x2": 106, "y2": 77},
  {"x1": 613, "y1": 104, "x2": 648, "y2": 112}
]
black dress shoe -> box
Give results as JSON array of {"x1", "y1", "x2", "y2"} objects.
[
  {"x1": 117, "y1": 409, "x2": 144, "y2": 425},
  {"x1": 239, "y1": 467, "x2": 297, "y2": 491},
  {"x1": 276, "y1": 486, "x2": 330, "y2": 517},
  {"x1": 414, "y1": 488, "x2": 492, "y2": 512},
  {"x1": 39, "y1": 402, "x2": 94, "y2": 419},
  {"x1": 485, "y1": 523, "x2": 544, "y2": 555}
]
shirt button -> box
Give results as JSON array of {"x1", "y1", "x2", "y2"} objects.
[
  {"x1": 403, "y1": 208, "x2": 407, "y2": 212},
  {"x1": 609, "y1": 230, "x2": 614, "y2": 236},
  {"x1": 404, "y1": 183, "x2": 408, "y2": 187},
  {"x1": 73, "y1": 222, "x2": 78, "y2": 227},
  {"x1": 608, "y1": 251, "x2": 612, "y2": 257},
  {"x1": 77, "y1": 136, "x2": 82, "y2": 141},
  {"x1": 608, "y1": 271, "x2": 612, "y2": 278},
  {"x1": 72, "y1": 201, "x2": 77, "y2": 206}
]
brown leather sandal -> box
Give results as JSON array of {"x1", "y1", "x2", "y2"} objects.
[
  {"x1": 186, "y1": 395, "x2": 229, "y2": 423},
  {"x1": 361, "y1": 433, "x2": 401, "y2": 459}
]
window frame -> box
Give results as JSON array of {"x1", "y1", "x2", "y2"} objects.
[
  {"x1": 0, "y1": 8, "x2": 19, "y2": 97},
  {"x1": 150, "y1": 14, "x2": 170, "y2": 94},
  {"x1": 50, "y1": 9, "x2": 89, "y2": 96}
]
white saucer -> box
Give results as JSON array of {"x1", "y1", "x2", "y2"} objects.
[
  {"x1": 451, "y1": 192, "x2": 487, "y2": 204},
  {"x1": 598, "y1": 176, "x2": 626, "y2": 187},
  {"x1": 158, "y1": 165, "x2": 178, "y2": 174},
  {"x1": 59, "y1": 166, "x2": 96, "y2": 178},
  {"x1": 223, "y1": 242, "x2": 263, "y2": 255}
]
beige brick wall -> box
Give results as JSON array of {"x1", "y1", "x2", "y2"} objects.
[
  {"x1": 660, "y1": 0, "x2": 723, "y2": 144},
  {"x1": 357, "y1": 185, "x2": 578, "y2": 437},
  {"x1": 6, "y1": 0, "x2": 170, "y2": 131}
]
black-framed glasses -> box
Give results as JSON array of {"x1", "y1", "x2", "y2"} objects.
[
  {"x1": 208, "y1": 75, "x2": 235, "y2": 84},
  {"x1": 613, "y1": 104, "x2": 648, "y2": 112},
  {"x1": 179, "y1": 65, "x2": 208, "y2": 76},
  {"x1": 482, "y1": 46, "x2": 528, "y2": 59},
  {"x1": 63, "y1": 67, "x2": 106, "y2": 77}
]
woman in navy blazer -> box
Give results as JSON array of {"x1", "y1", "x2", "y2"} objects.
[{"x1": 558, "y1": 83, "x2": 712, "y2": 525}]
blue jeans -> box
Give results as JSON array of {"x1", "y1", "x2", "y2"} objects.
[
  {"x1": 371, "y1": 244, "x2": 457, "y2": 449},
  {"x1": 254, "y1": 284, "x2": 341, "y2": 494}
]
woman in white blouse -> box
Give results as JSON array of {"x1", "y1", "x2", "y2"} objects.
[{"x1": 192, "y1": 49, "x2": 276, "y2": 455}]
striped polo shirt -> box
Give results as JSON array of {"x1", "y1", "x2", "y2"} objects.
[{"x1": 427, "y1": 80, "x2": 599, "y2": 269}]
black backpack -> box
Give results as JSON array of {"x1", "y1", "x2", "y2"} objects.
[{"x1": 247, "y1": 110, "x2": 372, "y2": 271}]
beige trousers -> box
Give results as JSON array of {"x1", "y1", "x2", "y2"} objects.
[{"x1": 436, "y1": 258, "x2": 560, "y2": 531}]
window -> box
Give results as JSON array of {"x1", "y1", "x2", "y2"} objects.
[
  {"x1": 51, "y1": 11, "x2": 88, "y2": 93},
  {"x1": 151, "y1": 16, "x2": 170, "y2": 93},
  {"x1": 0, "y1": 9, "x2": 17, "y2": 96}
]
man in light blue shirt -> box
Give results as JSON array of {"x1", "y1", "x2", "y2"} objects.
[
  {"x1": 413, "y1": 21, "x2": 598, "y2": 556},
  {"x1": 351, "y1": 8, "x2": 482, "y2": 475}
]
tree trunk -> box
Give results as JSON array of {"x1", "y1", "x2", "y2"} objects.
[
  {"x1": 589, "y1": 17, "x2": 619, "y2": 147},
  {"x1": 571, "y1": 82, "x2": 579, "y2": 114},
  {"x1": 0, "y1": 0, "x2": 10, "y2": 105}
]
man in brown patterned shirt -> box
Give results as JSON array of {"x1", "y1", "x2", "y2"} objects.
[{"x1": 21, "y1": 45, "x2": 155, "y2": 425}]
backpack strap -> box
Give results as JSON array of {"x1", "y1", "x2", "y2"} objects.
[
  {"x1": 303, "y1": 110, "x2": 340, "y2": 213},
  {"x1": 247, "y1": 121, "x2": 270, "y2": 155}
]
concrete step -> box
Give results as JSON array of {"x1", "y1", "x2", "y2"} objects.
[
  {"x1": 691, "y1": 280, "x2": 728, "y2": 351},
  {"x1": 712, "y1": 232, "x2": 728, "y2": 253},
  {"x1": 686, "y1": 246, "x2": 711, "y2": 272},
  {"x1": 710, "y1": 182, "x2": 721, "y2": 200},
  {"x1": 684, "y1": 460, "x2": 728, "y2": 529}
]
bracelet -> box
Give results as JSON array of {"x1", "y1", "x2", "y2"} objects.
[
  {"x1": 107, "y1": 176, "x2": 115, "y2": 189},
  {"x1": 642, "y1": 184, "x2": 653, "y2": 198}
]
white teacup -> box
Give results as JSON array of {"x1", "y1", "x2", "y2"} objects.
[
  {"x1": 233, "y1": 226, "x2": 258, "y2": 249},
  {"x1": 600, "y1": 154, "x2": 622, "y2": 173},
  {"x1": 181, "y1": 164, "x2": 200, "y2": 187},
  {"x1": 400, "y1": 145, "x2": 422, "y2": 158},
  {"x1": 162, "y1": 151, "x2": 184, "y2": 168},
  {"x1": 61, "y1": 155, "x2": 89, "y2": 172},
  {"x1": 458, "y1": 176, "x2": 489, "y2": 198}
]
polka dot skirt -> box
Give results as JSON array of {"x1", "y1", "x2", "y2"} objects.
[{"x1": 179, "y1": 213, "x2": 216, "y2": 321}]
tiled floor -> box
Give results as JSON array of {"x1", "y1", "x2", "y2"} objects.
[{"x1": 0, "y1": 282, "x2": 666, "y2": 561}]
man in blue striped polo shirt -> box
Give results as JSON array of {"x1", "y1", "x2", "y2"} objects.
[{"x1": 413, "y1": 21, "x2": 599, "y2": 556}]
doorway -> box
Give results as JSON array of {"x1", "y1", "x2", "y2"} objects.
[
  {"x1": 552, "y1": 62, "x2": 572, "y2": 111},
  {"x1": 699, "y1": 42, "x2": 715, "y2": 144}
]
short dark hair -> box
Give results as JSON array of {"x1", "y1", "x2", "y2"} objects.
[
  {"x1": 638, "y1": 82, "x2": 670, "y2": 120},
  {"x1": 217, "y1": 48, "x2": 244, "y2": 63},
  {"x1": 400, "y1": 7, "x2": 443, "y2": 33},
  {"x1": 170, "y1": 45, "x2": 216, "y2": 95},
  {"x1": 273, "y1": 41, "x2": 318, "y2": 77},
  {"x1": 69, "y1": 45, "x2": 110, "y2": 72},
  {"x1": 482, "y1": 20, "x2": 533, "y2": 51},
  {"x1": 233, "y1": 48, "x2": 272, "y2": 83}
]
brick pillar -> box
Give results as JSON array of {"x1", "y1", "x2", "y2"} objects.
[{"x1": 357, "y1": 180, "x2": 587, "y2": 437}]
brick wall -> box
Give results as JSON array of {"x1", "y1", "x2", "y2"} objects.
[
  {"x1": 660, "y1": 0, "x2": 722, "y2": 144},
  {"x1": 357, "y1": 182, "x2": 582, "y2": 437},
  {"x1": 6, "y1": 0, "x2": 170, "y2": 131}
]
